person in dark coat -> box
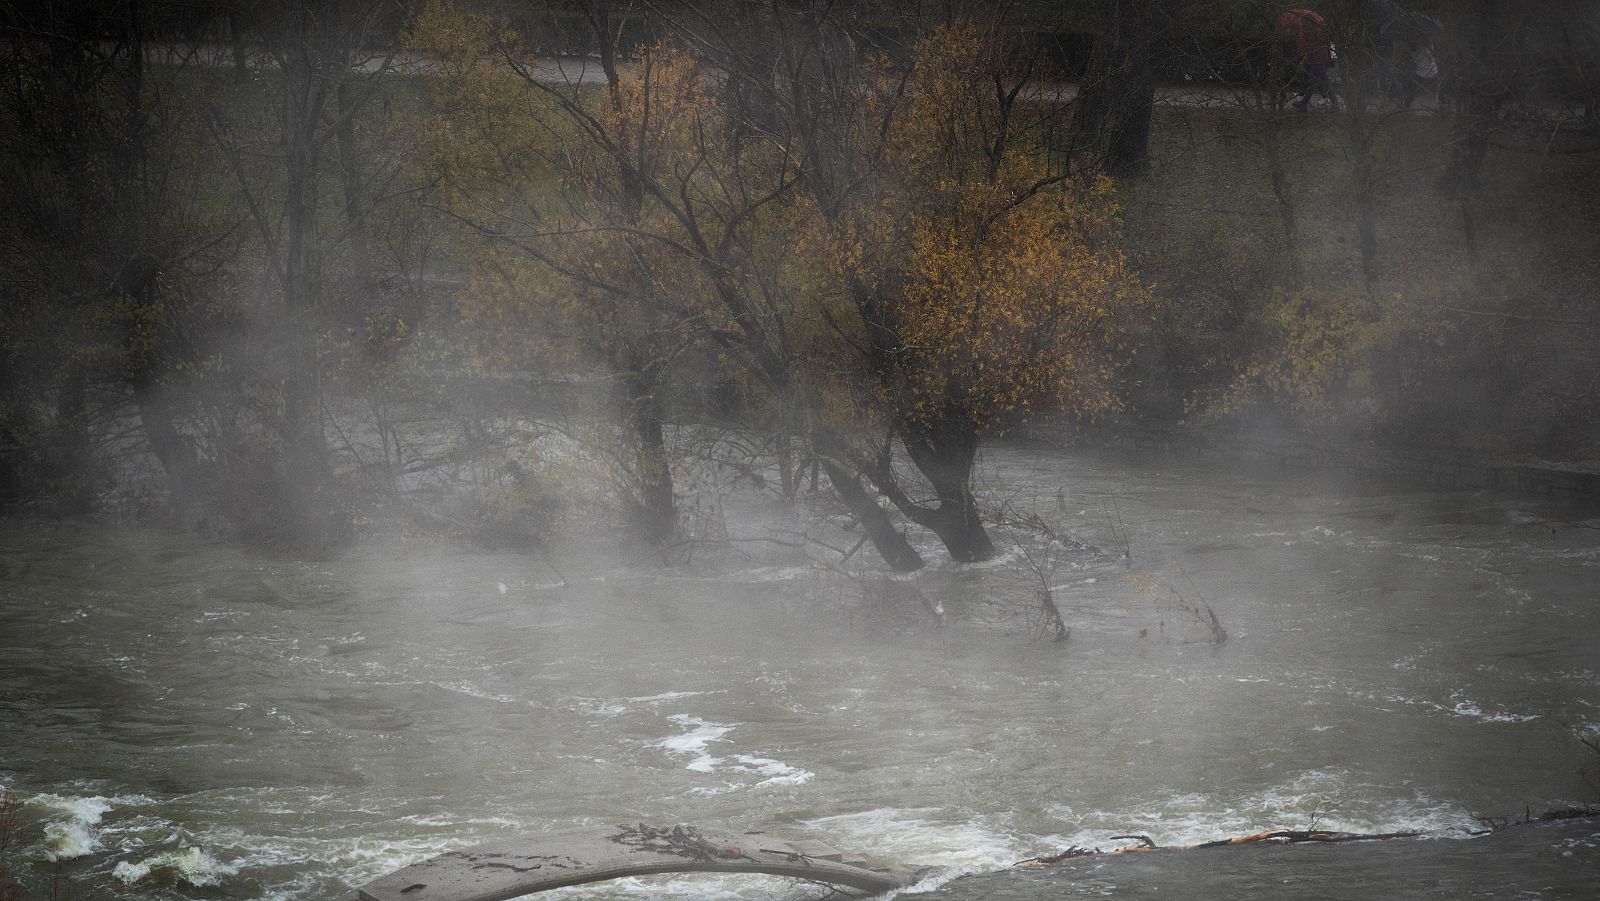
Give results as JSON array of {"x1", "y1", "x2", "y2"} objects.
[{"x1": 1364, "y1": 0, "x2": 1443, "y2": 106}]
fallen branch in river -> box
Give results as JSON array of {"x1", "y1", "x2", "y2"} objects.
[
  {"x1": 1193, "y1": 828, "x2": 1424, "y2": 848},
  {"x1": 1014, "y1": 828, "x2": 1423, "y2": 867}
]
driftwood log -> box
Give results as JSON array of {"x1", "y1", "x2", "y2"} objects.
[
  {"x1": 357, "y1": 823, "x2": 924, "y2": 901},
  {"x1": 360, "y1": 813, "x2": 1600, "y2": 899}
]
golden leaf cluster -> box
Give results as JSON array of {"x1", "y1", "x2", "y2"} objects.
[
  {"x1": 413, "y1": 9, "x2": 1153, "y2": 434},
  {"x1": 796, "y1": 22, "x2": 1153, "y2": 433}
]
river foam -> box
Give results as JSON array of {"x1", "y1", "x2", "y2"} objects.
[
  {"x1": 25, "y1": 792, "x2": 157, "y2": 862},
  {"x1": 656, "y1": 714, "x2": 815, "y2": 790},
  {"x1": 29, "y1": 794, "x2": 112, "y2": 860},
  {"x1": 567, "y1": 690, "x2": 714, "y2": 719},
  {"x1": 112, "y1": 846, "x2": 240, "y2": 887},
  {"x1": 800, "y1": 807, "x2": 1024, "y2": 897}
]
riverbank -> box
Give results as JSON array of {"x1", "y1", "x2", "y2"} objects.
[
  {"x1": 1112, "y1": 98, "x2": 1600, "y2": 473},
  {"x1": 1024, "y1": 417, "x2": 1600, "y2": 503}
]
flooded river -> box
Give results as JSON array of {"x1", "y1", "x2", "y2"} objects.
[{"x1": 2, "y1": 445, "x2": 1598, "y2": 899}]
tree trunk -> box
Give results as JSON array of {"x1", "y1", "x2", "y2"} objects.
[
  {"x1": 1265, "y1": 117, "x2": 1302, "y2": 288},
  {"x1": 1344, "y1": 70, "x2": 1382, "y2": 295},
  {"x1": 1439, "y1": 0, "x2": 1500, "y2": 266},
  {"x1": 1073, "y1": 0, "x2": 1161, "y2": 177},
  {"x1": 812, "y1": 427, "x2": 923, "y2": 570},
  {"x1": 334, "y1": 78, "x2": 373, "y2": 302},
  {"x1": 283, "y1": 137, "x2": 327, "y2": 477},
  {"x1": 114, "y1": 4, "x2": 198, "y2": 512},
  {"x1": 576, "y1": 0, "x2": 624, "y2": 109},
  {"x1": 131, "y1": 376, "x2": 201, "y2": 511},
  {"x1": 896, "y1": 415, "x2": 997, "y2": 563},
  {"x1": 817, "y1": 455, "x2": 925, "y2": 572},
  {"x1": 276, "y1": 42, "x2": 349, "y2": 555},
  {"x1": 777, "y1": 385, "x2": 804, "y2": 500},
  {"x1": 625, "y1": 379, "x2": 677, "y2": 544},
  {"x1": 777, "y1": 429, "x2": 796, "y2": 499}
]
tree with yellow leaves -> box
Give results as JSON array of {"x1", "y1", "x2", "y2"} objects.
[
  {"x1": 408, "y1": 1, "x2": 800, "y2": 544},
  {"x1": 788, "y1": 20, "x2": 1152, "y2": 561},
  {"x1": 412, "y1": 3, "x2": 1150, "y2": 566}
]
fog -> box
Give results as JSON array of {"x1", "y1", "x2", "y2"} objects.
[{"x1": 1, "y1": 2, "x2": 1598, "y2": 900}]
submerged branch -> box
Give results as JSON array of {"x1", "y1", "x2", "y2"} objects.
[{"x1": 1016, "y1": 827, "x2": 1427, "y2": 868}]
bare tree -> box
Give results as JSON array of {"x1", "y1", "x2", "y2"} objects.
[{"x1": 210, "y1": 0, "x2": 398, "y2": 550}]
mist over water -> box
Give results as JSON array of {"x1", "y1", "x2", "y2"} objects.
[{"x1": 2, "y1": 445, "x2": 1598, "y2": 899}]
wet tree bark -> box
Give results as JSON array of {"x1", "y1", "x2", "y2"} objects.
[
  {"x1": 841, "y1": 274, "x2": 999, "y2": 563},
  {"x1": 569, "y1": 0, "x2": 625, "y2": 109},
  {"x1": 814, "y1": 442, "x2": 925, "y2": 572},
  {"x1": 750, "y1": 15, "x2": 1002, "y2": 566},
  {"x1": 893, "y1": 416, "x2": 997, "y2": 563},
  {"x1": 623, "y1": 372, "x2": 676, "y2": 544}
]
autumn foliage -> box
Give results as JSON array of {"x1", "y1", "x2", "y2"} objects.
[
  {"x1": 797, "y1": 24, "x2": 1150, "y2": 436},
  {"x1": 407, "y1": 6, "x2": 1153, "y2": 560}
]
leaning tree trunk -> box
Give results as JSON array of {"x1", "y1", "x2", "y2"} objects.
[
  {"x1": 819, "y1": 459, "x2": 925, "y2": 572},
  {"x1": 814, "y1": 429, "x2": 925, "y2": 572}
]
